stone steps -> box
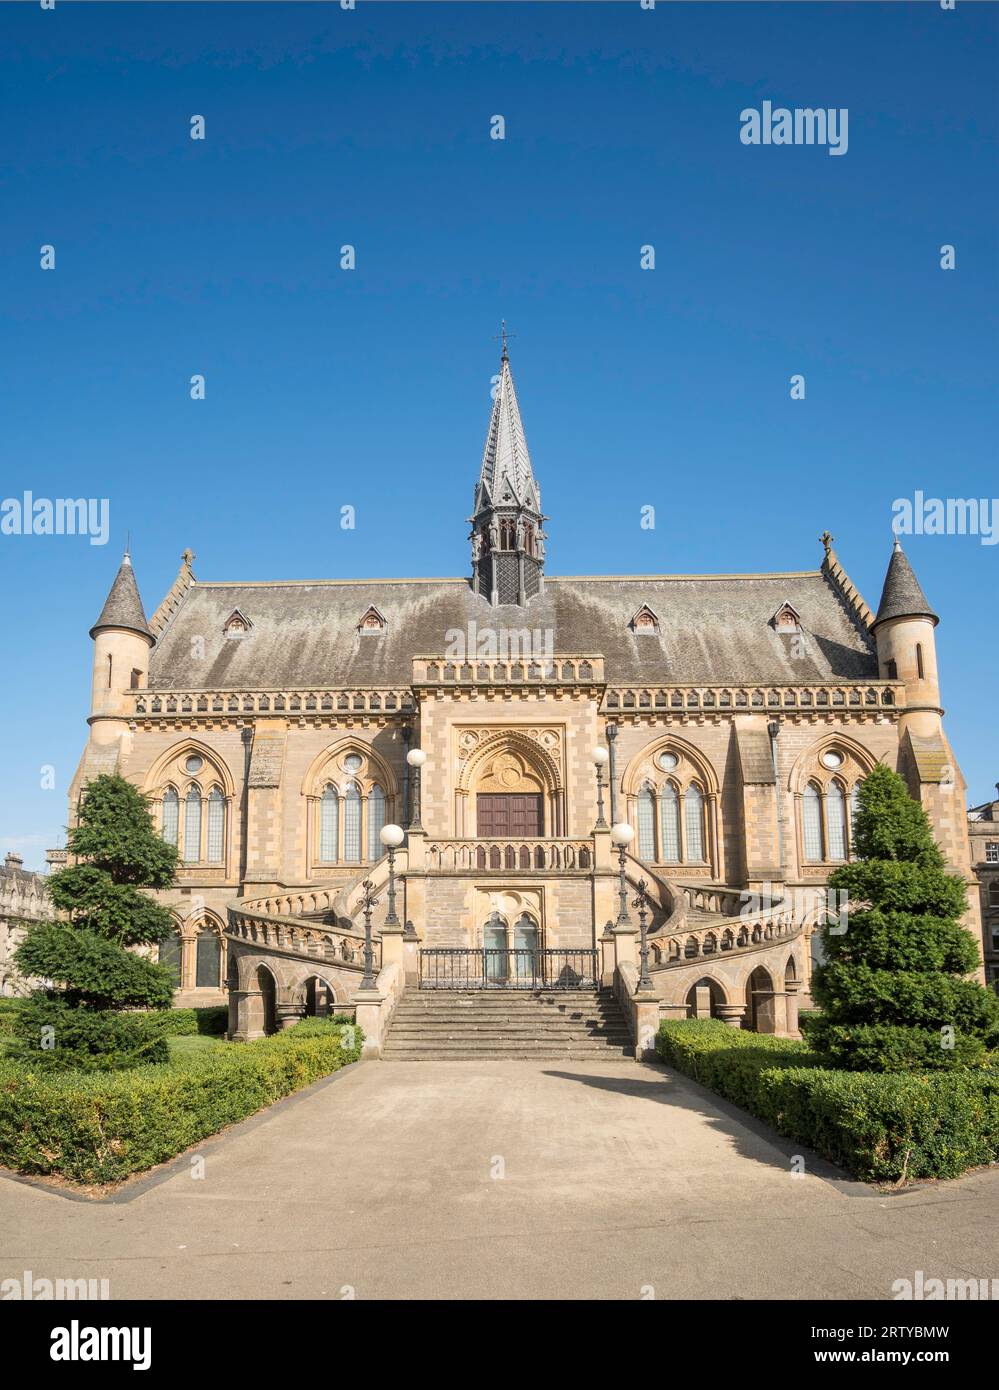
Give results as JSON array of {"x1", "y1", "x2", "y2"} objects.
[{"x1": 382, "y1": 987, "x2": 635, "y2": 1061}]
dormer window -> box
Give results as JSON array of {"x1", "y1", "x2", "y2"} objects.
[
  {"x1": 629, "y1": 605, "x2": 660, "y2": 636},
  {"x1": 357, "y1": 606, "x2": 387, "y2": 635},
  {"x1": 223, "y1": 609, "x2": 252, "y2": 639},
  {"x1": 770, "y1": 602, "x2": 802, "y2": 634}
]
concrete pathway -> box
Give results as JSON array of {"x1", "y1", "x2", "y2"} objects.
[{"x1": 1, "y1": 1060, "x2": 997, "y2": 1300}]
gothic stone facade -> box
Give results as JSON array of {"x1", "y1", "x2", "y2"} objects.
[{"x1": 69, "y1": 352, "x2": 984, "y2": 1039}]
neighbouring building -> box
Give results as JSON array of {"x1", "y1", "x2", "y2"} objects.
[
  {"x1": 66, "y1": 345, "x2": 984, "y2": 1048},
  {"x1": 968, "y1": 787, "x2": 999, "y2": 991},
  {"x1": 0, "y1": 850, "x2": 61, "y2": 997}
]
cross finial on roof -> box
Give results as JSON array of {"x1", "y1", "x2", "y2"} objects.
[
  {"x1": 493, "y1": 319, "x2": 515, "y2": 361},
  {"x1": 181, "y1": 548, "x2": 195, "y2": 567},
  {"x1": 820, "y1": 530, "x2": 834, "y2": 556}
]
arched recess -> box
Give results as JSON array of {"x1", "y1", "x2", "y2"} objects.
[
  {"x1": 455, "y1": 730, "x2": 564, "y2": 837},
  {"x1": 684, "y1": 976, "x2": 728, "y2": 1019},
  {"x1": 299, "y1": 974, "x2": 342, "y2": 1018},
  {"x1": 301, "y1": 739, "x2": 399, "y2": 877},
  {"x1": 619, "y1": 734, "x2": 721, "y2": 876}
]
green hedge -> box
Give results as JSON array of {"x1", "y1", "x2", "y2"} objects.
[
  {"x1": 0, "y1": 999, "x2": 23, "y2": 1037},
  {"x1": 656, "y1": 1019, "x2": 999, "y2": 1183},
  {"x1": 0, "y1": 1019, "x2": 363, "y2": 1185},
  {"x1": 146, "y1": 1006, "x2": 229, "y2": 1037}
]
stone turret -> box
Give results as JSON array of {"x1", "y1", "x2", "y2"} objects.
[
  {"x1": 88, "y1": 551, "x2": 154, "y2": 743},
  {"x1": 469, "y1": 335, "x2": 547, "y2": 606},
  {"x1": 871, "y1": 538, "x2": 941, "y2": 738}
]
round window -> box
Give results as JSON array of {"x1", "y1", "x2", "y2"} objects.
[
  {"x1": 657, "y1": 751, "x2": 679, "y2": 772},
  {"x1": 821, "y1": 750, "x2": 844, "y2": 769},
  {"x1": 344, "y1": 754, "x2": 363, "y2": 774},
  {"x1": 184, "y1": 754, "x2": 204, "y2": 774}
]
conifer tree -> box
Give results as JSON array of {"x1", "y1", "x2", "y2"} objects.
[
  {"x1": 807, "y1": 762, "x2": 999, "y2": 1071},
  {"x1": 13, "y1": 775, "x2": 178, "y2": 1070}
]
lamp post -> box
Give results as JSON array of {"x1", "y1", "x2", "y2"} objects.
[
  {"x1": 359, "y1": 879, "x2": 379, "y2": 989},
  {"x1": 606, "y1": 722, "x2": 619, "y2": 825},
  {"x1": 591, "y1": 745, "x2": 609, "y2": 831},
  {"x1": 406, "y1": 748, "x2": 426, "y2": 831},
  {"x1": 610, "y1": 822, "x2": 634, "y2": 927},
  {"x1": 633, "y1": 878, "x2": 653, "y2": 991},
  {"x1": 380, "y1": 823, "x2": 405, "y2": 927}
]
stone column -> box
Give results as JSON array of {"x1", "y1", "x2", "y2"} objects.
[
  {"x1": 752, "y1": 989, "x2": 788, "y2": 1036},
  {"x1": 276, "y1": 1000, "x2": 306, "y2": 1031},
  {"x1": 784, "y1": 982, "x2": 801, "y2": 1038},
  {"x1": 716, "y1": 1003, "x2": 746, "y2": 1028}
]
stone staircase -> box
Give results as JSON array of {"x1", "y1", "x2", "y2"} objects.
[{"x1": 381, "y1": 988, "x2": 634, "y2": 1061}]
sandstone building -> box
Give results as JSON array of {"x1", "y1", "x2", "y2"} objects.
[
  {"x1": 968, "y1": 787, "x2": 999, "y2": 991},
  {"x1": 68, "y1": 347, "x2": 984, "y2": 1052}
]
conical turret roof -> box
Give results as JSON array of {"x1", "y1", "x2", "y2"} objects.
[
  {"x1": 90, "y1": 553, "x2": 154, "y2": 641},
  {"x1": 873, "y1": 538, "x2": 938, "y2": 627}
]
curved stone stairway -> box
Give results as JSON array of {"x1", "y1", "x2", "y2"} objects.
[{"x1": 381, "y1": 988, "x2": 633, "y2": 1061}]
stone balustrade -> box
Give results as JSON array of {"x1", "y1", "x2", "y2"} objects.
[
  {"x1": 649, "y1": 912, "x2": 801, "y2": 969},
  {"x1": 412, "y1": 654, "x2": 605, "y2": 686},
  {"x1": 226, "y1": 907, "x2": 378, "y2": 973},
  {"x1": 130, "y1": 688, "x2": 414, "y2": 719},
  {"x1": 604, "y1": 681, "x2": 901, "y2": 715},
  {"x1": 425, "y1": 837, "x2": 594, "y2": 873}
]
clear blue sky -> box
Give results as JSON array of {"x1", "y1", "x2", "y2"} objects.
[{"x1": 2, "y1": 1, "x2": 997, "y2": 868}]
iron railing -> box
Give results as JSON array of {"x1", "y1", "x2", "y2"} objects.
[{"x1": 419, "y1": 947, "x2": 599, "y2": 991}]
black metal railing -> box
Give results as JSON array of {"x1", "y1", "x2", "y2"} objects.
[{"x1": 419, "y1": 948, "x2": 599, "y2": 991}]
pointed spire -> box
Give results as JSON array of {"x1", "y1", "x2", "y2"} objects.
[
  {"x1": 90, "y1": 551, "x2": 154, "y2": 641},
  {"x1": 476, "y1": 350, "x2": 540, "y2": 514},
  {"x1": 873, "y1": 538, "x2": 938, "y2": 627}
]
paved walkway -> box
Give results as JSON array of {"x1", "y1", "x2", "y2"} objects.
[{"x1": 1, "y1": 1060, "x2": 997, "y2": 1300}]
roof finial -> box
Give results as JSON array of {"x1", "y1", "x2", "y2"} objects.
[
  {"x1": 124, "y1": 530, "x2": 131, "y2": 564},
  {"x1": 819, "y1": 530, "x2": 834, "y2": 557},
  {"x1": 494, "y1": 319, "x2": 515, "y2": 362}
]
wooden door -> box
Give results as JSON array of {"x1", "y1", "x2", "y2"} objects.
[{"x1": 477, "y1": 793, "x2": 543, "y2": 837}]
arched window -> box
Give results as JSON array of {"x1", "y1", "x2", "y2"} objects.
[
  {"x1": 162, "y1": 788, "x2": 179, "y2": 847},
  {"x1": 367, "y1": 784, "x2": 386, "y2": 861},
  {"x1": 195, "y1": 928, "x2": 221, "y2": 988},
  {"x1": 826, "y1": 782, "x2": 847, "y2": 861},
  {"x1": 684, "y1": 785, "x2": 705, "y2": 861},
  {"x1": 849, "y1": 781, "x2": 862, "y2": 846},
  {"x1": 803, "y1": 783, "x2": 824, "y2": 862},
  {"x1": 206, "y1": 787, "x2": 225, "y2": 864},
  {"x1": 344, "y1": 781, "x2": 362, "y2": 863},
  {"x1": 637, "y1": 785, "x2": 656, "y2": 861},
  {"x1": 183, "y1": 787, "x2": 202, "y2": 864},
  {"x1": 319, "y1": 785, "x2": 339, "y2": 863},
  {"x1": 659, "y1": 783, "x2": 680, "y2": 862}
]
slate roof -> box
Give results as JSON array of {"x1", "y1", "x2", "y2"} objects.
[
  {"x1": 873, "y1": 540, "x2": 938, "y2": 627},
  {"x1": 90, "y1": 555, "x2": 154, "y2": 641},
  {"x1": 147, "y1": 569, "x2": 879, "y2": 691}
]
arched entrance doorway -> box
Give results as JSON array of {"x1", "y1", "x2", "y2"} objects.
[{"x1": 475, "y1": 751, "x2": 545, "y2": 837}]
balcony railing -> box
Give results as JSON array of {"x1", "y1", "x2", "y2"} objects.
[
  {"x1": 131, "y1": 688, "x2": 414, "y2": 719},
  {"x1": 425, "y1": 838, "x2": 594, "y2": 873}
]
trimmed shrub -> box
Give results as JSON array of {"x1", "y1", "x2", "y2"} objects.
[
  {"x1": 0, "y1": 1023, "x2": 364, "y2": 1185},
  {"x1": 12, "y1": 774, "x2": 179, "y2": 1072},
  {"x1": 811, "y1": 763, "x2": 999, "y2": 1071},
  {"x1": 10, "y1": 996, "x2": 169, "y2": 1072},
  {"x1": 656, "y1": 1019, "x2": 999, "y2": 1183}
]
